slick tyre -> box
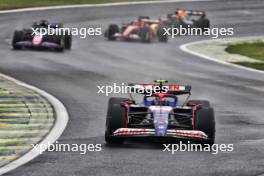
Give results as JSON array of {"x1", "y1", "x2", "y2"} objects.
[
  {"x1": 12, "y1": 31, "x2": 24, "y2": 50},
  {"x1": 107, "y1": 24, "x2": 119, "y2": 41},
  {"x1": 105, "y1": 97, "x2": 127, "y2": 144},
  {"x1": 194, "y1": 107, "x2": 215, "y2": 146}
]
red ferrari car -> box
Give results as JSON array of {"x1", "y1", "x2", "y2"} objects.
[{"x1": 104, "y1": 16, "x2": 168, "y2": 43}]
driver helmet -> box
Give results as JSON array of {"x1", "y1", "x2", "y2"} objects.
[
  {"x1": 177, "y1": 9, "x2": 186, "y2": 17},
  {"x1": 39, "y1": 20, "x2": 48, "y2": 27}
]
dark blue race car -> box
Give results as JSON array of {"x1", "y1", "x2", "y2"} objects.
[
  {"x1": 12, "y1": 20, "x2": 72, "y2": 52},
  {"x1": 105, "y1": 80, "x2": 215, "y2": 145}
]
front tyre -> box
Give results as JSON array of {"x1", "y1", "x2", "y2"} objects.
[
  {"x1": 12, "y1": 31, "x2": 24, "y2": 50},
  {"x1": 107, "y1": 24, "x2": 119, "y2": 41},
  {"x1": 65, "y1": 32, "x2": 72, "y2": 50},
  {"x1": 194, "y1": 107, "x2": 215, "y2": 146},
  {"x1": 105, "y1": 97, "x2": 127, "y2": 144},
  {"x1": 196, "y1": 18, "x2": 210, "y2": 32},
  {"x1": 157, "y1": 26, "x2": 168, "y2": 43}
]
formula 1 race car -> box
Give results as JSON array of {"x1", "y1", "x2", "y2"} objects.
[
  {"x1": 163, "y1": 9, "x2": 210, "y2": 31},
  {"x1": 104, "y1": 16, "x2": 168, "y2": 43},
  {"x1": 105, "y1": 80, "x2": 215, "y2": 145},
  {"x1": 12, "y1": 20, "x2": 72, "y2": 51}
]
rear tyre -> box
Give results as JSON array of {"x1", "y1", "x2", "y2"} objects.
[
  {"x1": 194, "y1": 107, "x2": 215, "y2": 146},
  {"x1": 12, "y1": 31, "x2": 24, "y2": 50},
  {"x1": 107, "y1": 24, "x2": 119, "y2": 41},
  {"x1": 105, "y1": 97, "x2": 127, "y2": 144}
]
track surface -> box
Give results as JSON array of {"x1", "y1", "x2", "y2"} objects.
[{"x1": 1, "y1": 0, "x2": 264, "y2": 175}]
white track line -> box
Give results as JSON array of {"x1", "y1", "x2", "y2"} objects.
[
  {"x1": 180, "y1": 38, "x2": 264, "y2": 75},
  {"x1": 0, "y1": 0, "x2": 213, "y2": 14},
  {"x1": 0, "y1": 73, "x2": 69, "y2": 175}
]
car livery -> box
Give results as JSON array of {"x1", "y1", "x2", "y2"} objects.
[
  {"x1": 105, "y1": 80, "x2": 215, "y2": 145},
  {"x1": 104, "y1": 16, "x2": 168, "y2": 43},
  {"x1": 163, "y1": 9, "x2": 210, "y2": 32},
  {"x1": 12, "y1": 20, "x2": 72, "y2": 51}
]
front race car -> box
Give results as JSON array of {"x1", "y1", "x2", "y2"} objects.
[
  {"x1": 113, "y1": 106, "x2": 208, "y2": 140},
  {"x1": 105, "y1": 80, "x2": 215, "y2": 145}
]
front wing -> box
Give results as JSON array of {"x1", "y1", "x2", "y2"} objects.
[
  {"x1": 113, "y1": 33, "x2": 141, "y2": 40},
  {"x1": 14, "y1": 41, "x2": 61, "y2": 49},
  {"x1": 113, "y1": 128, "x2": 208, "y2": 140}
]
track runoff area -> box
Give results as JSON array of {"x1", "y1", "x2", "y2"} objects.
[{"x1": 0, "y1": 76, "x2": 55, "y2": 168}]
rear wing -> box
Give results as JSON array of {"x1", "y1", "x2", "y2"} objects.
[
  {"x1": 141, "y1": 19, "x2": 161, "y2": 24},
  {"x1": 176, "y1": 9, "x2": 206, "y2": 16},
  {"x1": 49, "y1": 23, "x2": 63, "y2": 28},
  {"x1": 128, "y1": 83, "x2": 191, "y2": 95}
]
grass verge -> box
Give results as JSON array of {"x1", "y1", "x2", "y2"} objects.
[
  {"x1": 0, "y1": 0, "x2": 141, "y2": 10},
  {"x1": 226, "y1": 41, "x2": 264, "y2": 71},
  {"x1": 231, "y1": 62, "x2": 264, "y2": 71}
]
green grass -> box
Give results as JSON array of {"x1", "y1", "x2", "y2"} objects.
[
  {"x1": 231, "y1": 62, "x2": 264, "y2": 71},
  {"x1": 225, "y1": 41, "x2": 264, "y2": 71},
  {"x1": 0, "y1": 0, "x2": 140, "y2": 10}
]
